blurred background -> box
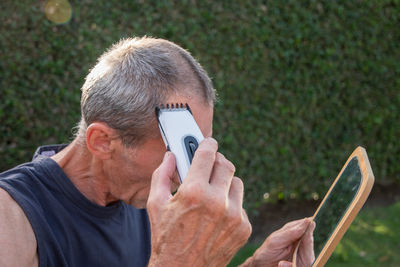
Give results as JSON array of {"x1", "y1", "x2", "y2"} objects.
[{"x1": 1, "y1": 0, "x2": 399, "y2": 266}]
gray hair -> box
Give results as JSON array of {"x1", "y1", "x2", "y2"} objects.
[{"x1": 77, "y1": 37, "x2": 215, "y2": 146}]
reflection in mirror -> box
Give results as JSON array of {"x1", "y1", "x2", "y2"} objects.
[{"x1": 313, "y1": 157, "x2": 362, "y2": 261}]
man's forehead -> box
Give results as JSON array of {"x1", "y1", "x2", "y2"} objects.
[
  {"x1": 190, "y1": 101, "x2": 214, "y2": 138},
  {"x1": 165, "y1": 95, "x2": 214, "y2": 137}
]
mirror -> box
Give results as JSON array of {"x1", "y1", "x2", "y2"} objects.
[
  {"x1": 293, "y1": 147, "x2": 374, "y2": 267},
  {"x1": 313, "y1": 157, "x2": 361, "y2": 259}
]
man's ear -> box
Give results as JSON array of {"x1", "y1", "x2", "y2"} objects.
[{"x1": 86, "y1": 122, "x2": 119, "y2": 160}]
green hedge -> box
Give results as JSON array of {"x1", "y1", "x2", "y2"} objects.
[{"x1": 1, "y1": 0, "x2": 399, "y2": 214}]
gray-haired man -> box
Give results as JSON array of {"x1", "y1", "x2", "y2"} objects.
[{"x1": 0, "y1": 37, "x2": 315, "y2": 266}]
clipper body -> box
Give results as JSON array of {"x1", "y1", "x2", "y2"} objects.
[{"x1": 156, "y1": 104, "x2": 204, "y2": 183}]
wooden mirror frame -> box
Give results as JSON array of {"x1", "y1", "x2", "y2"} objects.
[{"x1": 293, "y1": 146, "x2": 375, "y2": 267}]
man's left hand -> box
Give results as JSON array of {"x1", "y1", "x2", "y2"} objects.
[{"x1": 240, "y1": 217, "x2": 315, "y2": 267}]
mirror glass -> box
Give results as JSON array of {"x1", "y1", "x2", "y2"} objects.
[{"x1": 312, "y1": 157, "x2": 362, "y2": 261}]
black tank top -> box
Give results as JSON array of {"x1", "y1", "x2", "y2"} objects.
[{"x1": 0, "y1": 145, "x2": 151, "y2": 266}]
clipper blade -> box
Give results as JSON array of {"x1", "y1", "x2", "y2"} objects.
[{"x1": 155, "y1": 103, "x2": 192, "y2": 115}]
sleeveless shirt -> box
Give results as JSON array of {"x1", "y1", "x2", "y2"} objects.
[{"x1": 0, "y1": 145, "x2": 151, "y2": 267}]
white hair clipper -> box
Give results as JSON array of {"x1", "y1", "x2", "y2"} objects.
[{"x1": 156, "y1": 103, "x2": 204, "y2": 183}]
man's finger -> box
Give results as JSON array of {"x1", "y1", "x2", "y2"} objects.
[
  {"x1": 209, "y1": 153, "x2": 235, "y2": 196},
  {"x1": 271, "y1": 218, "x2": 312, "y2": 248},
  {"x1": 299, "y1": 221, "x2": 316, "y2": 265},
  {"x1": 184, "y1": 137, "x2": 218, "y2": 184},
  {"x1": 228, "y1": 177, "x2": 244, "y2": 209},
  {"x1": 281, "y1": 218, "x2": 311, "y2": 231},
  {"x1": 147, "y1": 152, "x2": 176, "y2": 207}
]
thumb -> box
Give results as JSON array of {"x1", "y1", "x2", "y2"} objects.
[
  {"x1": 148, "y1": 152, "x2": 176, "y2": 207},
  {"x1": 277, "y1": 218, "x2": 312, "y2": 246}
]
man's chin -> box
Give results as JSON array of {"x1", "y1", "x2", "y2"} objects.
[{"x1": 126, "y1": 175, "x2": 180, "y2": 209}]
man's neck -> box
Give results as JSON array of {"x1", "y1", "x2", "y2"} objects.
[{"x1": 51, "y1": 139, "x2": 119, "y2": 206}]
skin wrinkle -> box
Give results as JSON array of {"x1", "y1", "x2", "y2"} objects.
[
  {"x1": 207, "y1": 211, "x2": 247, "y2": 263},
  {"x1": 204, "y1": 217, "x2": 233, "y2": 264},
  {"x1": 151, "y1": 196, "x2": 232, "y2": 266},
  {"x1": 152, "y1": 205, "x2": 205, "y2": 255},
  {"x1": 151, "y1": 177, "x2": 248, "y2": 266}
]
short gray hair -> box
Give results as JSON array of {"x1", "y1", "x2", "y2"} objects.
[{"x1": 77, "y1": 37, "x2": 215, "y2": 146}]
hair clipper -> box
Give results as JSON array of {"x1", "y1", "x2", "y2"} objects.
[{"x1": 156, "y1": 103, "x2": 204, "y2": 183}]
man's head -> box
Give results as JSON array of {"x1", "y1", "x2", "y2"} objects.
[
  {"x1": 75, "y1": 37, "x2": 215, "y2": 207},
  {"x1": 78, "y1": 37, "x2": 215, "y2": 146}
]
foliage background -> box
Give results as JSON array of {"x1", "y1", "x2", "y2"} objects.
[{"x1": 1, "y1": 0, "x2": 399, "y2": 215}]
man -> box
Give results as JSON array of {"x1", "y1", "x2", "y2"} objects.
[{"x1": 0, "y1": 37, "x2": 315, "y2": 266}]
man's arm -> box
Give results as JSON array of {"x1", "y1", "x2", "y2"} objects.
[{"x1": 0, "y1": 188, "x2": 38, "y2": 267}]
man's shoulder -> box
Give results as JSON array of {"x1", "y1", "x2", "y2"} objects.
[
  {"x1": 0, "y1": 161, "x2": 37, "y2": 189},
  {"x1": 0, "y1": 187, "x2": 38, "y2": 267},
  {"x1": 0, "y1": 151, "x2": 61, "y2": 216},
  {"x1": 0, "y1": 186, "x2": 30, "y2": 222},
  {"x1": 0, "y1": 143, "x2": 68, "y2": 184},
  {"x1": 0, "y1": 158, "x2": 44, "y2": 186}
]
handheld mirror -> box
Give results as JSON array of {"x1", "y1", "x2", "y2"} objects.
[{"x1": 293, "y1": 146, "x2": 374, "y2": 267}]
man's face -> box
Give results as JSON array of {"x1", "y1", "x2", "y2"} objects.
[{"x1": 107, "y1": 97, "x2": 214, "y2": 208}]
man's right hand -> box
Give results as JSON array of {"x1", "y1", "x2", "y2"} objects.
[{"x1": 147, "y1": 137, "x2": 252, "y2": 267}]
